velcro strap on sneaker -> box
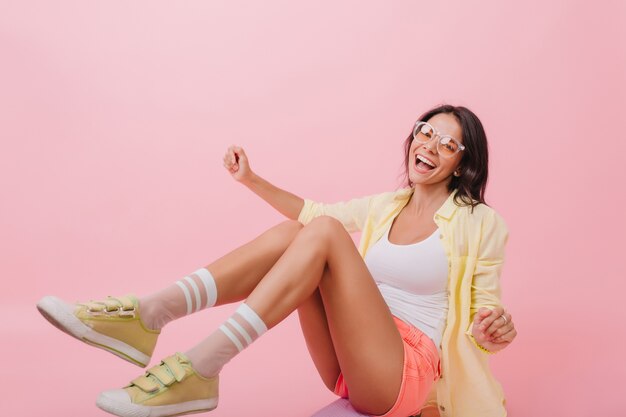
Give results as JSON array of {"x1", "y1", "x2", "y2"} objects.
[
  {"x1": 131, "y1": 374, "x2": 160, "y2": 393},
  {"x1": 115, "y1": 295, "x2": 136, "y2": 311},
  {"x1": 83, "y1": 300, "x2": 106, "y2": 312},
  {"x1": 102, "y1": 298, "x2": 122, "y2": 312},
  {"x1": 163, "y1": 356, "x2": 186, "y2": 382},
  {"x1": 82, "y1": 296, "x2": 136, "y2": 314},
  {"x1": 149, "y1": 365, "x2": 176, "y2": 386}
]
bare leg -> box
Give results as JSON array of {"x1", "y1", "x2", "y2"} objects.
[
  {"x1": 208, "y1": 220, "x2": 304, "y2": 305},
  {"x1": 140, "y1": 220, "x2": 303, "y2": 328},
  {"x1": 245, "y1": 216, "x2": 404, "y2": 415},
  {"x1": 297, "y1": 275, "x2": 341, "y2": 391},
  {"x1": 89, "y1": 217, "x2": 402, "y2": 416}
]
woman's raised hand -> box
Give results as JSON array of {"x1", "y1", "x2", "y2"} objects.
[
  {"x1": 471, "y1": 306, "x2": 517, "y2": 353},
  {"x1": 223, "y1": 145, "x2": 253, "y2": 183}
]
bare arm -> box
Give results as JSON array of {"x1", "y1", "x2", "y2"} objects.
[
  {"x1": 241, "y1": 172, "x2": 304, "y2": 220},
  {"x1": 223, "y1": 145, "x2": 304, "y2": 220}
]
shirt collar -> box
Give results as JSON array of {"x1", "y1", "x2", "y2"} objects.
[{"x1": 392, "y1": 186, "x2": 459, "y2": 220}]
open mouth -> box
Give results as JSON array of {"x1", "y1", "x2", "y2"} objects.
[{"x1": 415, "y1": 154, "x2": 436, "y2": 172}]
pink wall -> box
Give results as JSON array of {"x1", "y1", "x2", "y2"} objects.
[{"x1": 2, "y1": 1, "x2": 625, "y2": 416}]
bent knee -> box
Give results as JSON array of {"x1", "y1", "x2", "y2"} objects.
[
  {"x1": 306, "y1": 216, "x2": 346, "y2": 235},
  {"x1": 299, "y1": 217, "x2": 349, "y2": 250},
  {"x1": 280, "y1": 219, "x2": 305, "y2": 232}
]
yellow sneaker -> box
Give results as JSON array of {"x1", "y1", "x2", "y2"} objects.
[
  {"x1": 96, "y1": 352, "x2": 219, "y2": 417},
  {"x1": 36, "y1": 294, "x2": 159, "y2": 367}
]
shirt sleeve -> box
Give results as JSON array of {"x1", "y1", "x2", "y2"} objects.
[
  {"x1": 464, "y1": 209, "x2": 509, "y2": 353},
  {"x1": 296, "y1": 193, "x2": 380, "y2": 233}
]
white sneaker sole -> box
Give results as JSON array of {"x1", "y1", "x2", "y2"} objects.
[
  {"x1": 36, "y1": 295, "x2": 151, "y2": 367},
  {"x1": 96, "y1": 389, "x2": 218, "y2": 417}
]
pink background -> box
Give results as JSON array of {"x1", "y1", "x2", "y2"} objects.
[{"x1": 2, "y1": 1, "x2": 625, "y2": 416}]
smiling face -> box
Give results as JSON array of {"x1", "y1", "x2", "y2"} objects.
[{"x1": 409, "y1": 112, "x2": 464, "y2": 187}]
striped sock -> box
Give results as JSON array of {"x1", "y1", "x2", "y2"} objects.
[
  {"x1": 139, "y1": 267, "x2": 218, "y2": 330},
  {"x1": 185, "y1": 303, "x2": 268, "y2": 377},
  {"x1": 175, "y1": 267, "x2": 218, "y2": 314}
]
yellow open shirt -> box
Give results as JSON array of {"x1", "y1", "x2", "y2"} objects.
[{"x1": 297, "y1": 186, "x2": 508, "y2": 417}]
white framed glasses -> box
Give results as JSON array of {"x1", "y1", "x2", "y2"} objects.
[{"x1": 412, "y1": 121, "x2": 465, "y2": 158}]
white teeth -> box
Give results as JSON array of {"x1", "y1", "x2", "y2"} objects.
[{"x1": 416, "y1": 154, "x2": 436, "y2": 168}]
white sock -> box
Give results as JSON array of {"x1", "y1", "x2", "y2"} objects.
[
  {"x1": 140, "y1": 267, "x2": 218, "y2": 330},
  {"x1": 185, "y1": 303, "x2": 268, "y2": 377},
  {"x1": 174, "y1": 268, "x2": 218, "y2": 314}
]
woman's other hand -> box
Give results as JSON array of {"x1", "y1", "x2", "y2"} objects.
[
  {"x1": 223, "y1": 145, "x2": 253, "y2": 184},
  {"x1": 471, "y1": 306, "x2": 517, "y2": 353}
]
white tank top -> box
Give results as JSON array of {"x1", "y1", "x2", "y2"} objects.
[{"x1": 364, "y1": 221, "x2": 449, "y2": 350}]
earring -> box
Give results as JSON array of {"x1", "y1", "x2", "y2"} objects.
[{"x1": 454, "y1": 170, "x2": 461, "y2": 177}]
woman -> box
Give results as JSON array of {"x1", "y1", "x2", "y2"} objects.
[{"x1": 37, "y1": 104, "x2": 517, "y2": 417}]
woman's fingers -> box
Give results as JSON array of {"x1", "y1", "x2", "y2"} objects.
[
  {"x1": 475, "y1": 307, "x2": 516, "y2": 341},
  {"x1": 234, "y1": 146, "x2": 245, "y2": 159},
  {"x1": 477, "y1": 306, "x2": 502, "y2": 331},
  {"x1": 472, "y1": 306, "x2": 517, "y2": 350},
  {"x1": 223, "y1": 148, "x2": 232, "y2": 163},
  {"x1": 491, "y1": 326, "x2": 517, "y2": 343},
  {"x1": 223, "y1": 146, "x2": 240, "y2": 170},
  {"x1": 223, "y1": 152, "x2": 234, "y2": 168},
  {"x1": 487, "y1": 320, "x2": 513, "y2": 339},
  {"x1": 223, "y1": 145, "x2": 250, "y2": 180},
  {"x1": 474, "y1": 307, "x2": 492, "y2": 325},
  {"x1": 485, "y1": 311, "x2": 511, "y2": 337}
]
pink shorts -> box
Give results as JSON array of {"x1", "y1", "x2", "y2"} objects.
[{"x1": 333, "y1": 316, "x2": 441, "y2": 417}]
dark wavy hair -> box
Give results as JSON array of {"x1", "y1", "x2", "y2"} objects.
[{"x1": 399, "y1": 104, "x2": 489, "y2": 209}]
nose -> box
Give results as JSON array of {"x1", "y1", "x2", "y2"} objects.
[{"x1": 421, "y1": 135, "x2": 439, "y2": 154}]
